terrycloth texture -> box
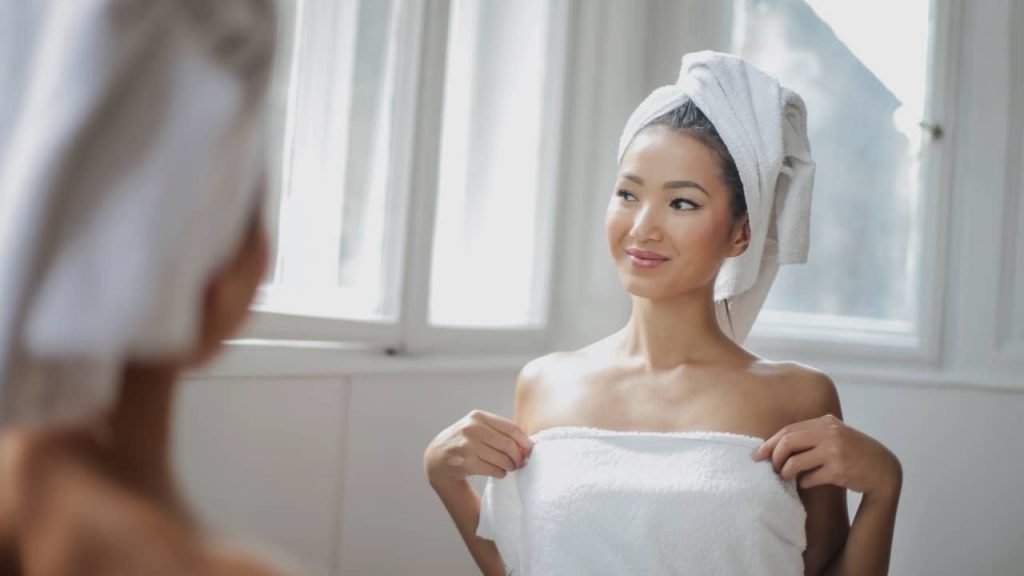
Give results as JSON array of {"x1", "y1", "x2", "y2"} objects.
[
  {"x1": 0, "y1": 0, "x2": 276, "y2": 427},
  {"x1": 477, "y1": 426, "x2": 807, "y2": 576},
  {"x1": 617, "y1": 51, "x2": 815, "y2": 344}
]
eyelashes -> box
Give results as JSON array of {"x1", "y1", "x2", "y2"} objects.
[
  {"x1": 669, "y1": 198, "x2": 699, "y2": 211},
  {"x1": 616, "y1": 190, "x2": 699, "y2": 211}
]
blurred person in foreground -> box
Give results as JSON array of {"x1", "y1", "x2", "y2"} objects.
[{"x1": 0, "y1": 1, "x2": 293, "y2": 573}]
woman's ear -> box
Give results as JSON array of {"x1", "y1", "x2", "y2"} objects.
[{"x1": 728, "y1": 215, "x2": 751, "y2": 258}]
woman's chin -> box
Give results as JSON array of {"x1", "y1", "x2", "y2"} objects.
[
  {"x1": 620, "y1": 276, "x2": 675, "y2": 301},
  {"x1": 619, "y1": 272, "x2": 712, "y2": 302}
]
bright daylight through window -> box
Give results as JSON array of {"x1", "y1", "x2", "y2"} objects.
[{"x1": 734, "y1": 0, "x2": 934, "y2": 336}]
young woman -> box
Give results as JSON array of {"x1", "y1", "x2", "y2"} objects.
[
  {"x1": 0, "y1": 1, "x2": 289, "y2": 573},
  {"x1": 425, "y1": 51, "x2": 902, "y2": 575},
  {"x1": 0, "y1": 212, "x2": 282, "y2": 576}
]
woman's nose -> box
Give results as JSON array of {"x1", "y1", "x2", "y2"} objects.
[{"x1": 629, "y1": 204, "x2": 664, "y2": 243}]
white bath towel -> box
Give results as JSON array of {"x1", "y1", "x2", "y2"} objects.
[
  {"x1": 477, "y1": 426, "x2": 806, "y2": 575},
  {"x1": 617, "y1": 51, "x2": 815, "y2": 344},
  {"x1": 0, "y1": 0, "x2": 276, "y2": 427}
]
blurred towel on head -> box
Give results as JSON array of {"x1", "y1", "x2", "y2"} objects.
[
  {"x1": 617, "y1": 50, "x2": 816, "y2": 343},
  {"x1": 0, "y1": 0, "x2": 277, "y2": 428}
]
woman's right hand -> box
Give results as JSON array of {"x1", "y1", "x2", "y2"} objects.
[{"x1": 424, "y1": 410, "x2": 534, "y2": 489}]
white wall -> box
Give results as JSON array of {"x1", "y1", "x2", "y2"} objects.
[
  {"x1": 837, "y1": 380, "x2": 1024, "y2": 575},
  {"x1": 175, "y1": 376, "x2": 350, "y2": 574},
  {"x1": 174, "y1": 371, "x2": 1024, "y2": 576},
  {"x1": 174, "y1": 1, "x2": 1024, "y2": 575}
]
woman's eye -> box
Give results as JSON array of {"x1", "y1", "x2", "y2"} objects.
[
  {"x1": 616, "y1": 189, "x2": 637, "y2": 202},
  {"x1": 670, "y1": 198, "x2": 699, "y2": 211}
]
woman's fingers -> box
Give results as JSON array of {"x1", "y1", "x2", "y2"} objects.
[
  {"x1": 778, "y1": 446, "x2": 828, "y2": 481},
  {"x1": 474, "y1": 425, "x2": 527, "y2": 469},
  {"x1": 434, "y1": 409, "x2": 536, "y2": 482},
  {"x1": 753, "y1": 413, "x2": 840, "y2": 461},
  {"x1": 426, "y1": 410, "x2": 533, "y2": 485},
  {"x1": 469, "y1": 456, "x2": 510, "y2": 479},
  {"x1": 767, "y1": 429, "x2": 821, "y2": 473},
  {"x1": 475, "y1": 441, "x2": 519, "y2": 473},
  {"x1": 797, "y1": 465, "x2": 834, "y2": 489},
  {"x1": 750, "y1": 415, "x2": 902, "y2": 495},
  {"x1": 473, "y1": 410, "x2": 534, "y2": 454}
]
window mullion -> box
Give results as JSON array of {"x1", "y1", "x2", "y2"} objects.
[{"x1": 397, "y1": 0, "x2": 452, "y2": 354}]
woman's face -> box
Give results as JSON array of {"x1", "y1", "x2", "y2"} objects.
[
  {"x1": 190, "y1": 213, "x2": 270, "y2": 367},
  {"x1": 605, "y1": 126, "x2": 749, "y2": 301}
]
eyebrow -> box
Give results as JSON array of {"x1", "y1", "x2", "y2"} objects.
[{"x1": 621, "y1": 172, "x2": 709, "y2": 197}]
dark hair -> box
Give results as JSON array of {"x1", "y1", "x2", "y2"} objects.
[{"x1": 644, "y1": 100, "x2": 747, "y2": 220}]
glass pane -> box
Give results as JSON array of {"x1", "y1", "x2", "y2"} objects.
[
  {"x1": 429, "y1": 0, "x2": 556, "y2": 328},
  {"x1": 260, "y1": 0, "x2": 408, "y2": 321},
  {"x1": 733, "y1": 0, "x2": 932, "y2": 324}
]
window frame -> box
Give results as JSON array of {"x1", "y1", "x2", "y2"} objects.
[
  {"x1": 738, "y1": 0, "x2": 964, "y2": 368},
  {"x1": 241, "y1": 0, "x2": 967, "y2": 368},
  {"x1": 239, "y1": 0, "x2": 572, "y2": 356},
  {"x1": 400, "y1": 0, "x2": 571, "y2": 355}
]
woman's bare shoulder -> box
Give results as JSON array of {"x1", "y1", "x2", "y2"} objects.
[
  {"x1": 519, "y1": 334, "x2": 619, "y2": 386},
  {"x1": 752, "y1": 359, "x2": 843, "y2": 422},
  {"x1": 515, "y1": 350, "x2": 583, "y2": 405},
  {"x1": 514, "y1": 336, "x2": 619, "y2": 431}
]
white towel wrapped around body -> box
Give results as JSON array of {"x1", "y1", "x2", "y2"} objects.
[{"x1": 477, "y1": 426, "x2": 807, "y2": 575}]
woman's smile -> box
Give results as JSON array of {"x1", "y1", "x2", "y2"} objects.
[{"x1": 626, "y1": 247, "x2": 670, "y2": 269}]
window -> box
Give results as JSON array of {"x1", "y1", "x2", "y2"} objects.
[
  {"x1": 430, "y1": 0, "x2": 561, "y2": 328},
  {"x1": 250, "y1": 0, "x2": 568, "y2": 350},
  {"x1": 732, "y1": 0, "x2": 942, "y2": 347},
  {"x1": 259, "y1": 0, "x2": 412, "y2": 324}
]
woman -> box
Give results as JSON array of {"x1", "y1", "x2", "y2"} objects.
[
  {"x1": 0, "y1": 213, "x2": 282, "y2": 576},
  {"x1": 424, "y1": 51, "x2": 902, "y2": 575},
  {"x1": 0, "y1": 1, "x2": 290, "y2": 573}
]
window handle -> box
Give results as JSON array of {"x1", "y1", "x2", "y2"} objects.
[{"x1": 918, "y1": 121, "x2": 944, "y2": 141}]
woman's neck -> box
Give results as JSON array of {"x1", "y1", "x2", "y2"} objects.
[
  {"x1": 617, "y1": 287, "x2": 743, "y2": 370},
  {"x1": 105, "y1": 362, "x2": 180, "y2": 503}
]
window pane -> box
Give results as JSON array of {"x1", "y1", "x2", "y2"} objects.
[
  {"x1": 259, "y1": 0, "x2": 410, "y2": 322},
  {"x1": 733, "y1": 0, "x2": 933, "y2": 325},
  {"x1": 429, "y1": 0, "x2": 558, "y2": 328}
]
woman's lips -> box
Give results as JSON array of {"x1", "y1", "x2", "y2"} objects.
[{"x1": 626, "y1": 248, "x2": 669, "y2": 269}]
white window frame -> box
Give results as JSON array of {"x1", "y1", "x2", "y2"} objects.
[
  {"x1": 740, "y1": 0, "x2": 964, "y2": 369},
  {"x1": 947, "y1": 0, "x2": 1024, "y2": 388},
  {"x1": 232, "y1": 0, "x2": 975, "y2": 377},
  {"x1": 238, "y1": 0, "x2": 571, "y2": 357}
]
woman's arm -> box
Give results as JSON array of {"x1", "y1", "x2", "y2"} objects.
[
  {"x1": 755, "y1": 371, "x2": 903, "y2": 576},
  {"x1": 430, "y1": 479, "x2": 506, "y2": 576},
  {"x1": 424, "y1": 407, "x2": 533, "y2": 576},
  {"x1": 425, "y1": 362, "x2": 543, "y2": 575},
  {"x1": 823, "y1": 478, "x2": 901, "y2": 576},
  {"x1": 800, "y1": 483, "x2": 848, "y2": 574}
]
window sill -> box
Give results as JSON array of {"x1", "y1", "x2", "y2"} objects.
[
  {"x1": 188, "y1": 339, "x2": 534, "y2": 381},
  {"x1": 186, "y1": 338, "x2": 1023, "y2": 393}
]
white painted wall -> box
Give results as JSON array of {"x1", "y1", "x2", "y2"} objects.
[
  {"x1": 174, "y1": 371, "x2": 1024, "y2": 575},
  {"x1": 175, "y1": 377, "x2": 350, "y2": 575},
  {"x1": 173, "y1": 1, "x2": 1024, "y2": 575}
]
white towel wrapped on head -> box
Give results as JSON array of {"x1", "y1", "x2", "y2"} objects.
[
  {"x1": 0, "y1": 0, "x2": 276, "y2": 428},
  {"x1": 617, "y1": 50, "x2": 815, "y2": 343}
]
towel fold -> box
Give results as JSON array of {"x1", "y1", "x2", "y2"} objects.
[
  {"x1": 617, "y1": 51, "x2": 815, "y2": 343},
  {"x1": 477, "y1": 426, "x2": 807, "y2": 575}
]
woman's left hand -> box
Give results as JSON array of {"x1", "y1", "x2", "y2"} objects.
[{"x1": 752, "y1": 414, "x2": 902, "y2": 500}]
